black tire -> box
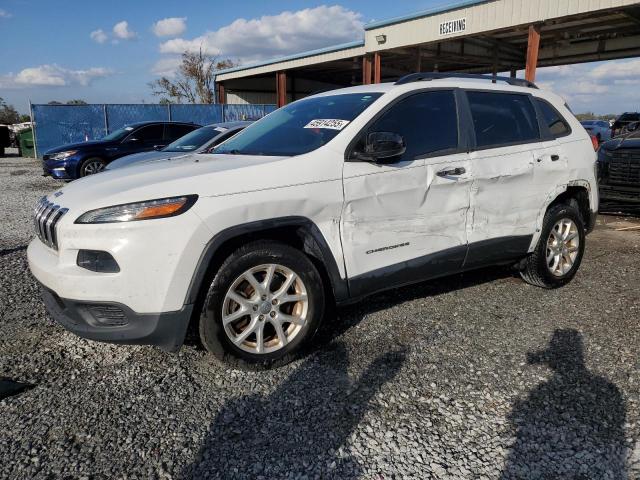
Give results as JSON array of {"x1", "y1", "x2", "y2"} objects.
[
  {"x1": 520, "y1": 203, "x2": 586, "y2": 288},
  {"x1": 79, "y1": 157, "x2": 106, "y2": 177},
  {"x1": 199, "y1": 240, "x2": 325, "y2": 369}
]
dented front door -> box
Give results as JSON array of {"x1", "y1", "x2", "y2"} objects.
[{"x1": 341, "y1": 152, "x2": 472, "y2": 296}]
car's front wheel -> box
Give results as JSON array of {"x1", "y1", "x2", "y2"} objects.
[
  {"x1": 199, "y1": 241, "x2": 325, "y2": 368},
  {"x1": 79, "y1": 157, "x2": 106, "y2": 177}
]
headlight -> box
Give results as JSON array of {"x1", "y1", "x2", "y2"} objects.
[
  {"x1": 50, "y1": 150, "x2": 78, "y2": 160},
  {"x1": 75, "y1": 195, "x2": 198, "y2": 224}
]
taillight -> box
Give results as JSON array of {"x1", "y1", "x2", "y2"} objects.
[{"x1": 590, "y1": 134, "x2": 599, "y2": 151}]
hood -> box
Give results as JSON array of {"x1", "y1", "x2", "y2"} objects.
[
  {"x1": 106, "y1": 150, "x2": 178, "y2": 170},
  {"x1": 45, "y1": 139, "x2": 115, "y2": 154},
  {"x1": 601, "y1": 132, "x2": 640, "y2": 151},
  {"x1": 47, "y1": 151, "x2": 334, "y2": 214}
]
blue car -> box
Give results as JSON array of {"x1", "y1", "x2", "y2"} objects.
[{"x1": 42, "y1": 121, "x2": 200, "y2": 180}]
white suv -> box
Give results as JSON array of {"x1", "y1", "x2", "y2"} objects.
[{"x1": 28, "y1": 74, "x2": 598, "y2": 368}]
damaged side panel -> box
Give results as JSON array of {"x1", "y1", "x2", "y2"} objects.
[
  {"x1": 341, "y1": 153, "x2": 472, "y2": 281},
  {"x1": 466, "y1": 144, "x2": 540, "y2": 251}
]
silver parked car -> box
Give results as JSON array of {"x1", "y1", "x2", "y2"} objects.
[
  {"x1": 106, "y1": 121, "x2": 252, "y2": 170},
  {"x1": 580, "y1": 120, "x2": 611, "y2": 143}
]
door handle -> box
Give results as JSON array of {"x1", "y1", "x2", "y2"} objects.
[
  {"x1": 551, "y1": 154, "x2": 560, "y2": 161},
  {"x1": 437, "y1": 167, "x2": 466, "y2": 177}
]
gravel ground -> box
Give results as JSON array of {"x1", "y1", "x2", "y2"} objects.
[{"x1": 1, "y1": 150, "x2": 639, "y2": 479}]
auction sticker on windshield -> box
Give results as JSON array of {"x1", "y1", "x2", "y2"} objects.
[{"x1": 304, "y1": 119, "x2": 350, "y2": 130}]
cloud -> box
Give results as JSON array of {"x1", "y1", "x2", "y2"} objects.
[
  {"x1": 589, "y1": 58, "x2": 640, "y2": 80},
  {"x1": 151, "y1": 57, "x2": 182, "y2": 77},
  {"x1": 0, "y1": 64, "x2": 113, "y2": 88},
  {"x1": 158, "y1": 5, "x2": 363, "y2": 63},
  {"x1": 0, "y1": 9, "x2": 11, "y2": 18},
  {"x1": 113, "y1": 20, "x2": 137, "y2": 40},
  {"x1": 536, "y1": 60, "x2": 640, "y2": 114},
  {"x1": 90, "y1": 29, "x2": 108, "y2": 44},
  {"x1": 153, "y1": 17, "x2": 187, "y2": 37}
]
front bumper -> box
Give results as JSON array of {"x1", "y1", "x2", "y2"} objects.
[
  {"x1": 599, "y1": 184, "x2": 640, "y2": 204},
  {"x1": 42, "y1": 159, "x2": 74, "y2": 179},
  {"x1": 40, "y1": 284, "x2": 192, "y2": 351}
]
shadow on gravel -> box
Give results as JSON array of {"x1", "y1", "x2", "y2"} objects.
[
  {"x1": 0, "y1": 245, "x2": 27, "y2": 257},
  {"x1": 317, "y1": 265, "x2": 515, "y2": 347},
  {"x1": 501, "y1": 329, "x2": 627, "y2": 479},
  {"x1": 0, "y1": 378, "x2": 34, "y2": 400},
  {"x1": 182, "y1": 343, "x2": 406, "y2": 479}
]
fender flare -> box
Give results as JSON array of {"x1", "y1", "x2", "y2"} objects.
[
  {"x1": 528, "y1": 180, "x2": 594, "y2": 251},
  {"x1": 184, "y1": 216, "x2": 349, "y2": 307}
]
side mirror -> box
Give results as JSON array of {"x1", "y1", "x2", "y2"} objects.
[{"x1": 354, "y1": 131, "x2": 406, "y2": 163}]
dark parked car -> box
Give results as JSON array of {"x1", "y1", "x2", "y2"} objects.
[
  {"x1": 106, "y1": 121, "x2": 251, "y2": 170},
  {"x1": 611, "y1": 112, "x2": 640, "y2": 138},
  {"x1": 597, "y1": 127, "x2": 640, "y2": 205},
  {"x1": 42, "y1": 121, "x2": 200, "y2": 180}
]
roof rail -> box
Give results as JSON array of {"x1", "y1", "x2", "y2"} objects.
[{"x1": 395, "y1": 72, "x2": 538, "y2": 89}]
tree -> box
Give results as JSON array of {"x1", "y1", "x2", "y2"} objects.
[
  {"x1": 149, "y1": 49, "x2": 237, "y2": 104},
  {"x1": 66, "y1": 99, "x2": 88, "y2": 105},
  {"x1": 0, "y1": 97, "x2": 20, "y2": 124}
]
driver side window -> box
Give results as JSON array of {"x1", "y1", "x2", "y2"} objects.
[{"x1": 356, "y1": 90, "x2": 459, "y2": 162}]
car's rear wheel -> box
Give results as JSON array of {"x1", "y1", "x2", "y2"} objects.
[
  {"x1": 520, "y1": 203, "x2": 586, "y2": 288},
  {"x1": 199, "y1": 241, "x2": 325, "y2": 369},
  {"x1": 80, "y1": 157, "x2": 106, "y2": 177}
]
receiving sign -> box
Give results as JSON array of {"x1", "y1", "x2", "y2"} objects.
[
  {"x1": 439, "y1": 18, "x2": 466, "y2": 36},
  {"x1": 304, "y1": 119, "x2": 350, "y2": 130}
]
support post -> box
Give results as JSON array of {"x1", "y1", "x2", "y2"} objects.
[
  {"x1": 373, "y1": 52, "x2": 381, "y2": 83},
  {"x1": 217, "y1": 83, "x2": 226, "y2": 104},
  {"x1": 362, "y1": 55, "x2": 372, "y2": 85},
  {"x1": 103, "y1": 104, "x2": 109, "y2": 135},
  {"x1": 510, "y1": 67, "x2": 517, "y2": 78},
  {"x1": 525, "y1": 24, "x2": 541, "y2": 82},
  {"x1": 276, "y1": 71, "x2": 287, "y2": 108},
  {"x1": 416, "y1": 47, "x2": 422, "y2": 72},
  {"x1": 29, "y1": 100, "x2": 38, "y2": 159}
]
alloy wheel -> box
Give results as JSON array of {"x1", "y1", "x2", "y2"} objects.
[
  {"x1": 221, "y1": 263, "x2": 309, "y2": 354},
  {"x1": 83, "y1": 160, "x2": 105, "y2": 176},
  {"x1": 546, "y1": 218, "x2": 580, "y2": 277}
]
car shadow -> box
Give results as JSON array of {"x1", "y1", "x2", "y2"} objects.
[
  {"x1": 500, "y1": 329, "x2": 627, "y2": 479},
  {"x1": 181, "y1": 342, "x2": 406, "y2": 479},
  {"x1": 315, "y1": 265, "x2": 516, "y2": 348}
]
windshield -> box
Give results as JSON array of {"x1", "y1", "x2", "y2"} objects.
[
  {"x1": 102, "y1": 126, "x2": 135, "y2": 141},
  {"x1": 163, "y1": 126, "x2": 217, "y2": 152},
  {"x1": 213, "y1": 93, "x2": 382, "y2": 156},
  {"x1": 581, "y1": 121, "x2": 595, "y2": 126}
]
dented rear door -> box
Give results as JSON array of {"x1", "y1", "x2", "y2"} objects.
[{"x1": 462, "y1": 90, "x2": 544, "y2": 269}]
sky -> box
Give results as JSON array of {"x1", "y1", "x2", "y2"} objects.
[{"x1": 1, "y1": 0, "x2": 639, "y2": 115}]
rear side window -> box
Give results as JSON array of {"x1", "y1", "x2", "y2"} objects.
[
  {"x1": 362, "y1": 90, "x2": 458, "y2": 160},
  {"x1": 132, "y1": 124, "x2": 164, "y2": 143},
  {"x1": 166, "y1": 124, "x2": 197, "y2": 141},
  {"x1": 535, "y1": 98, "x2": 571, "y2": 138},
  {"x1": 467, "y1": 91, "x2": 539, "y2": 148}
]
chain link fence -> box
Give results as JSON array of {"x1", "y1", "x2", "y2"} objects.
[{"x1": 31, "y1": 103, "x2": 276, "y2": 158}]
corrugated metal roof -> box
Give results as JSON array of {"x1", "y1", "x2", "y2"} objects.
[
  {"x1": 364, "y1": 0, "x2": 494, "y2": 30},
  {"x1": 215, "y1": 40, "x2": 364, "y2": 77}
]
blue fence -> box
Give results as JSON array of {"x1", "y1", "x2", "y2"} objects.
[{"x1": 31, "y1": 103, "x2": 277, "y2": 158}]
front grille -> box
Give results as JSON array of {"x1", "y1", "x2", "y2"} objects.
[
  {"x1": 608, "y1": 150, "x2": 640, "y2": 186},
  {"x1": 33, "y1": 197, "x2": 68, "y2": 250}
]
